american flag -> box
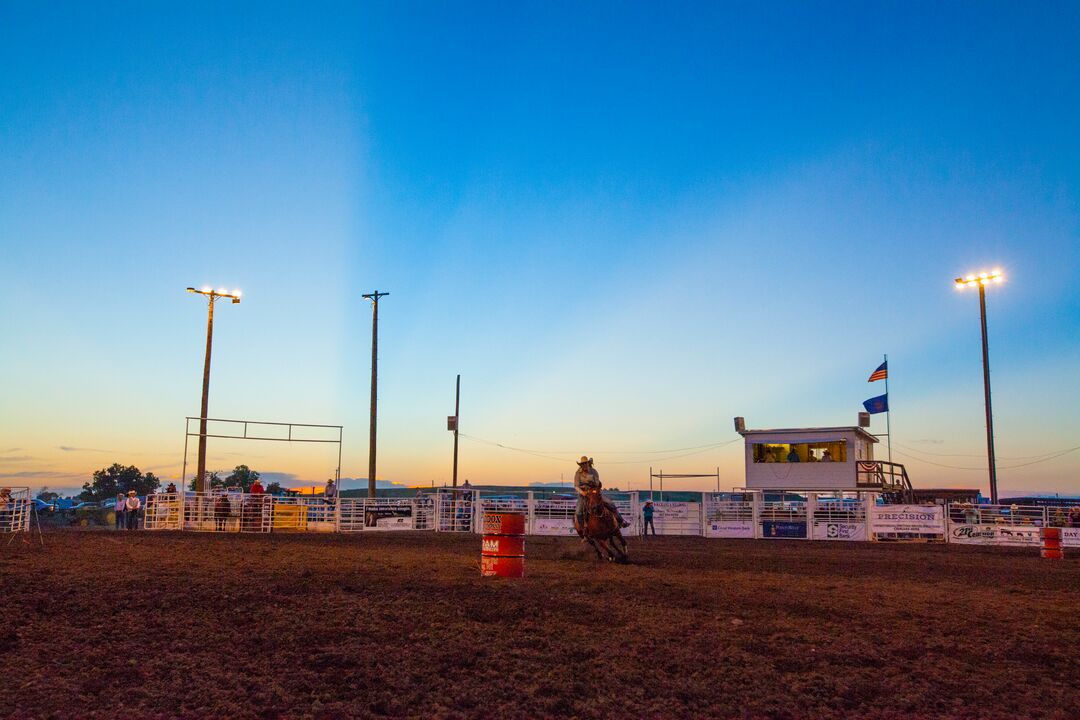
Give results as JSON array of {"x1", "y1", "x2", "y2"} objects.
[{"x1": 868, "y1": 361, "x2": 887, "y2": 382}]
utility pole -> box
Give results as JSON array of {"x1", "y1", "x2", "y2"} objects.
[
  {"x1": 362, "y1": 291, "x2": 389, "y2": 498},
  {"x1": 954, "y1": 270, "x2": 1003, "y2": 505},
  {"x1": 978, "y1": 283, "x2": 998, "y2": 504},
  {"x1": 451, "y1": 374, "x2": 460, "y2": 489},
  {"x1": 186, "y1": 287, "x2": 240, "y2": 494}
]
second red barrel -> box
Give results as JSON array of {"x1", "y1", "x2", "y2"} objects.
[{"x1": 481, "y1": 511, "x2": 526, "y2": 577}]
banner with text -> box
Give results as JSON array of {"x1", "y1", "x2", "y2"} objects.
[
  {"x1": 950, "y1": 523, "x2": 1041, "y2": 546},
  {"x1": 869, "y1": 505, "x2": 945, "y2": 538},
  {"x1": 705, "y1": 520, "x2": 755, "y2": 538},
  {"x1": 812, "y1": 521, "x2": 867, "y2": 541}
]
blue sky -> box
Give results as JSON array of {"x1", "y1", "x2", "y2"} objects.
[{"x1": 2, "y1": 2, "x2": 1078, "y2": 496}]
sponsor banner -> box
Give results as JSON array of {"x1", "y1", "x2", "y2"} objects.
[
  {"x1": 761, "y1": 520, "x2": 807, "y2": 539},
  {"x1": 705, "y1": 520, "x2": 754, "y2": 538},
  {"x1": 870, "y1": 505, "x2": 944, "y2": 536},
  {"x1": 950, "y1": 523, "x2": 1041, "y2": 546},
  {"x1": 812, "y1": 521, "x2": 867, "y2": 541},
  {"x1": 1061, "y1": 527, "x2": 1080, "y2": 547},
  {"x1": 652, "y1": 502, "x2": 691, "y2": 519},
  {"x1": 532, "y1": 517, "x2": 578, "y2": 536},
  {"x1": 364, "y1": 507, "x2": 413, "y2": 530}
]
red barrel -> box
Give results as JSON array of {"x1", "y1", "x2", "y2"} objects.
[
  {"x1": 483, "y1": 512, "x2": 526, "y2": 536},
  {"x1": 481, "y1": 555, "x2": 524, "y2": 577},
  {"x1": 1040, "y1": 527, "x2": 1064, "y2": 559},
  {"x1": 481, "y1": 511, "x2": 525, "y2": 578},
  {"x1": 482, "y1": 534, "x2": 525, "y2": 557}
]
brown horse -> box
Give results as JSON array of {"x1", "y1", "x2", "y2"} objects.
[{"x1": 576, "y1": 487, "x2": 629, "y2": 563}]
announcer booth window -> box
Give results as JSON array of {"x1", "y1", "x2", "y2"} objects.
[{"x1": 753, "y1": 441, "x2": 848, "y2": 463}]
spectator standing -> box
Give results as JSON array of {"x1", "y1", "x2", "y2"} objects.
[
  {"x1": 125, "y1": 490, "x2": 141, "y2": 530},
  {"x1": 249, "y1": 478, "x2": 265, "y2": 495},
  {"x1": 787, "y1": 447, "x2": 801, "y2": 463},
  {"x1": 642, "y1": 500, "x2": 656, "y2": 537},
  {"x1": 114, "y1": 492, "x2": 127, "y2": 530},
  {"x1": 324, "y1": 478, "x2": 338, "y2": 505}
]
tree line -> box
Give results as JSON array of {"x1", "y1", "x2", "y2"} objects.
[{"x1": 77, "y1": 463, "x2": 282, "y2": 501}]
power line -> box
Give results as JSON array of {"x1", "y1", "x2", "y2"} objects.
[
  {"x1": 457, "y1": 433, "x2": 741, "y2": 466},
  {"x1": 892, "y1": 440, "x2": 1077, "y2": 462},
  {"x1": 891, "y1": 444, "x2": 1080, "y2": 471}
]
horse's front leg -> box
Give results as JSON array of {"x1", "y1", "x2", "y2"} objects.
[{"x1": 586, "y1": 537, "x2": 605, "y2": 560}]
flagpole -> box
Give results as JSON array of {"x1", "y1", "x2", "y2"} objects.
[{"x1": 884, "y1": 353, "x2": 892, "y2": 468}]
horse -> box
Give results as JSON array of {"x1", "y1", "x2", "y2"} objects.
[{"x1": 576, "y1": 486, "x2": 629, "y2": 563}]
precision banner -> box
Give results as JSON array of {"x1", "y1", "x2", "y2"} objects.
[{"x1": 869, "y1": 505, "x2": 944, "y2": 537}]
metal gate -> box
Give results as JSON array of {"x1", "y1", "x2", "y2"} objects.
[
  {"x1": 703, "y1": 493, "x2": 755, "y2": 538},
  {"x1": 1, "y1": 487, "x2": 31, "y2": 533},
  {"x1": 759, "y1": 497, "x2": 808, "y2": 539},
  {"x1": 811, "y1": 496, "x2": 868, "y2": 541},
  {"x1": 143, "y1": 492, "x2": 184, "y2": 530},
  {"x1": 434, "y1": 488, "x2": 477, "y2": 532}
]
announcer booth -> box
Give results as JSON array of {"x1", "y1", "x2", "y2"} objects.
[{"x1": 734, "y1": 418, "x2": 900, "y2": 541}]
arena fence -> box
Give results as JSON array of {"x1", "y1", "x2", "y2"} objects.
[
  {"x1": 137, "y1": 490, "x2": 1080, "y2": 546},
  {"x1": 1, "y1": 487, "x2": 31, "y2": 533}
]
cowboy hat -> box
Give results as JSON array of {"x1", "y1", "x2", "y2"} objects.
[{"x1": 578, "y1": 456, "x2": 590, "y2": 465}]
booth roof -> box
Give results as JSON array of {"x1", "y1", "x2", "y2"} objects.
[{"x1": 738, "y1": 426, "x2": 879, "y2": 444}]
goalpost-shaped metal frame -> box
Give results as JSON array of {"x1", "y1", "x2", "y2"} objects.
[{"x1": 180, "y1": 416, "x2": 343, "y2": 489}]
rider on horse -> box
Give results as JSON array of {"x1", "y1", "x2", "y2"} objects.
[{"x1": 574, "y1": 456, "x2": 629, "y2": 537}]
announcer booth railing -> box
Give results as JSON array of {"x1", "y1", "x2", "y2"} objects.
[
  {"x1": 1, "y1": 487, "x2": 31, "y2": 533},
  {"x1": 945, "y1": 503, "x2": 1047, "y2": 547},
  {"x1": 703, "y1": 493, "x2": 755, "y2": 538}
]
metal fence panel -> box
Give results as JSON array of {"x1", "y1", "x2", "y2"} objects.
[
  {"x1": 0, "y1": 487, "x2": 31, "y2": 533},
  {"x1": 946, "y1": 503, "x2": 1046, "y2": 546}
]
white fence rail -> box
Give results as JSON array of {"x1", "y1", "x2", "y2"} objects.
[{"x1": 134, "y1": 490, "x2": 1080, "y2": 547}]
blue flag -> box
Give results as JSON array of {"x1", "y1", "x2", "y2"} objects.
[{"x1": 863, "y1": 394, "x2": 889, "y2": 414}]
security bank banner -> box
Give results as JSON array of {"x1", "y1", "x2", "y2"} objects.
[
  {"x1": 870, "y1": 505, "x2": 945, "y2": 536},
  {"x1": 705, "y1": 520, "x2": 754, "y2": 538},
  {"x1": 950, "y1": 523, "x2": 1040, "y2": 546},
  {"x1": 812, "y1": 521, "x2": 867, "y2": 541}
]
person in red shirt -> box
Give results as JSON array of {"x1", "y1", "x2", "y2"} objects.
[{"x1": 249, "y1": 479, "x2": 265, "y2": 495}]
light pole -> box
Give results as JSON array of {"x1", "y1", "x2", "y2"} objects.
[
  {"x1": 186, "y1": 286, "x2": 241, "y2": 494},
  {"x1": 362, "y1": 290, "x2": 389, "y2": 498},
  {"x1": 954, "y1": 269, "x2": 1004, "y2": 504}
]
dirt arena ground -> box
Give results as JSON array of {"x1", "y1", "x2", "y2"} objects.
[{"x1": 1, "y1": 531, "x2": 1077, "y2": 719}]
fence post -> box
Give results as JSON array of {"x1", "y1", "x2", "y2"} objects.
[
  {"x1": 700, "y1": 492, "x2": 706, "y2": 537},
  {"x1": 527, "y1": 491, "x2": 535, "y2": 534}
]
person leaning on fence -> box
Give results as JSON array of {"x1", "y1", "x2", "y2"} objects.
[
  {"x1": 324, "y1": 478, "x2": 338, "y2": 505},
  {"x1": 642, "y1": 500, "x2": 656, "y2": 537},
  {"x1": 214, "y1": 493, "x2": 231, "y2": 531},
  {"x1": 114, "y1": 492, "x2": 127, "y2": 530},
  {"x1": 125, "y1": 490, "x2": 141, "y2": 530},
  {"x1": 249, "y1": 478, "x2": 265, "y2": 495}
]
